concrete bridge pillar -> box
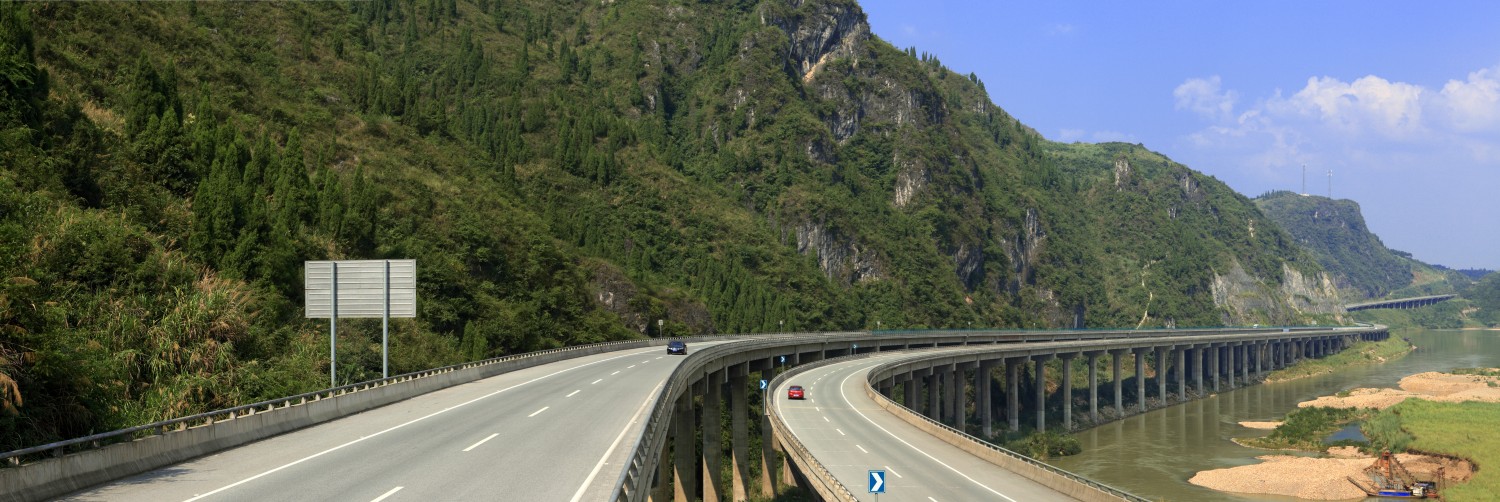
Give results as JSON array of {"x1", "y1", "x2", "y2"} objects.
[
  {"x1": 1110, "y1": 349, "x2": 1127, "y2": 417},
  {"x1": 904, "y1": 375, "x2": 917, "y2": 410},
  {"x1": 729, "y1": 365, "x2": 750, "y2": 501},
  {"x1": 759, "y1": 363, "x2": 777, "y2": 496},
  {"x1": 1061, "y1": 353, "x2": 1076, "y2": 430},
  {"x1": 948, "y1": 364, "x2": 964, "y2": 429},
  {"x1": 1034, "y1": 354, "x2": 1054, "y2": 432},
  {"x1": 1175, "y1": 347, "x2": 1187, "y2": 402},
  {"x1": 979, "y1": 360, "x2": 995, "y2": 437},
  {"x1": 1238, "y1": 343, "x2": 1249, "y2": 385},
  {"x1": 702, "y1": 373, "x2": 723, "y2": 502},
  {"x1": 1255, "y1": 342, "x2": 1265, "y2": 375},
  {"x1": 1086, "y1": 351, "x2": 1101, "y2": 424},
  {"x1": 1193, "y1": 346, "x2": 1205, "y2": 394},
  {"x1": 1135, "y1": 348, "x2": 1149, "y2": 413},
  {"x1": 1210, "y1": 344, "x2": 1221, "y2": 392},
  {"x1": 926, "y1": 372, "x2": 939, "y2": 419},
  {"x1": 1007, "y1": 358, "x2": 1022, "y2": 432},
  {"x1": 673, "y1": 387, "x2": 696, "y2": 502},
  {"x1": 1155, "y1": 346, "x2": 1169, "y2": 406}
]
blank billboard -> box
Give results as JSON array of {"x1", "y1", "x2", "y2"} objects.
[{"x1": 305, "y1": 260, "x2": 416, "y2": 318}]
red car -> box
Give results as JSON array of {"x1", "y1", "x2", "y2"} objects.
[{"x1": 787, "y1": 385, "x2": 805, "y2": 400}]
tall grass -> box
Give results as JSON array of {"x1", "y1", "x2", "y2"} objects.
[{"x1": 1373, "y1": 400, "x2": 1500, "y2": 500}]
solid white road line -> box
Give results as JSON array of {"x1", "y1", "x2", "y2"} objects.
[
  {"x1": 180, "y1": 348, "x2": 658, "y2": 502},
  {"x1": 370, "y1": 486, "x2": 403, "y2": 502},
  {"x1": 566, "y1": 390, "x2": 581, "y2": 398},
  {"x1": 529, "y1": 406, "x2": 550, "y2": 417},
  {"x1": 836, "y1": 364, "x2": 1018, "y2": 502},
  {"x1": 856, "y1": 444, "x2": 868, "y2": 453},
  {"x1": 885, "y1": 465, "x2": 903, "y2": 478},
  {"x1": 591, "y1": 379, "x2": 603, "y2": 385},
  {"x1": 568, "y1": 380, "x2": 667, "y2": 502},
  {"x1": 462, "y1": 433, "x2": 499, "y2": 452}
]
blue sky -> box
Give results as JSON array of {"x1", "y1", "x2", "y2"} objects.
[{"x1": 857, "y1": 1, "x2": 1500, "y2": 270}]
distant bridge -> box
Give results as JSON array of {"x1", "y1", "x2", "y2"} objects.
[{"x1": 1345, "y1": 294, "x2": 1457, "y2": 312}]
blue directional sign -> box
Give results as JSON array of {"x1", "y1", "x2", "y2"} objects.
[
  {"x1": 868, "y1": 470, "x2": 886, "y2": 493},
  {"x1": 779, "y1": 355, "x2": 786, "y2": 364},
  {"x1": 759, "y1": 379, "x2": 768, "y2": 390}
]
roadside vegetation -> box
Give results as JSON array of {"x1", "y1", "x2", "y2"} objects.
[
  {"x1": 1004, "y1": 430, "x2": 1082, "y2": 460},
  {"x1": 1263, "y1": 336, "x2": 1413, "y2": 382}
]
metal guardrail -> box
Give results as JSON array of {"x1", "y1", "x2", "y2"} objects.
[
  {"x1": 0, "y1": 337, "x2": 653, "y2": 466},
  {"x1": 864, "y1": 351, "x2": 1149, "y2": 502}
]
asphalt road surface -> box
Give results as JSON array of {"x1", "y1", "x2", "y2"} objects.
[
  {"x1": 63, "y1": 342, "x2": 727, "y2": 502},
  {"x1": 774, "y1": 353, "x2": 1082, "y2": 502}
]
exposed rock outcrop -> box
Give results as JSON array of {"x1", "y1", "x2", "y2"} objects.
[{"x1": 794, "y1": 220, "x2": 883, "y2": 284}]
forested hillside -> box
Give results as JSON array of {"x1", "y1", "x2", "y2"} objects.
[
  {"x1": 1254, "y1": 191, "x2": 1413, "y2": 299},
  {"x1": 0, "y1": 0, "x2": 1334, "y2": 450}
]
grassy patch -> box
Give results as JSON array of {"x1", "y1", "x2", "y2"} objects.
[
  {"x1": 1264, "y1": 336, "x2": 1412, "y2": 382},
  {"x1": 1238, "y1": 406, "x2": 1371, "y2": 451},
  {"x1": 1004, "y1": 431, "x2": 1082, "y2": 460},
  {"x1": 1372, "y1": 400, "x2": 1500, "y2": 501}
]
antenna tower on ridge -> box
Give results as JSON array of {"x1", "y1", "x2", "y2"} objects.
[{"x1": 1327, "y1": 169, "x2": 1333, "y2": 198}]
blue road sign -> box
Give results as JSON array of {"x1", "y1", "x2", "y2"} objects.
[
  {"x1": 759, "y1": 379, "x2": 768, "y2": 390},
  {"x1": 779, "y1": 355, "x2": 786, "y2": 364},
  {"x1": 868, "y1": 470, "x2": 886, "y2": 493}
]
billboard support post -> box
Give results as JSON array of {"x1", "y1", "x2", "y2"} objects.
[{"x1": 306, "y1": 259, "x2": 416, "y2": 388}]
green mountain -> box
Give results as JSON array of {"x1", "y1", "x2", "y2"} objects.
[
  {"x1": 0, "y1": 0, "x2": 1337, "y2": 449},
  {"x1": 1253, "y1": 191, "x2": 1412, "y2": 299}
]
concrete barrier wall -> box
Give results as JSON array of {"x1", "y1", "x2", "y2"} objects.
[{"x1": 0, "y1": 340, "x2": 656, "y2": 502}]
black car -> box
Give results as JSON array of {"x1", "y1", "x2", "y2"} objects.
[{"x1": 667, "y1": 340, "x2": 687, "y2": 355}]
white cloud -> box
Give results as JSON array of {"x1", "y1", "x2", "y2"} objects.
[
  {"x1": 1176, "y1": 66, "x2": 1500, "y2": 172},
  {"x1": 1174, "y1": 76, "x2": 1238, "y2": 120},
  {"x1": 1273, "y1": 75, "x2": 1425, "y2": 137},
  {"x1": 1437, "y1": 67, "x2": 1500, "y2": 132}
]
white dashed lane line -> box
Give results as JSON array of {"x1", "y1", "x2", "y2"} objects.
[
  {"x1": 461, "y1": 433, "x2": 498, "y2": 452},
  {"x1": 566, "y1": 390, "x2": 580, "y2": 398},
  {"x1": 528, "y1": 406, "x2": 549, "y2": 417},
  {"x1": 370, "y1": 486, "x2": 403, "y2": 502}
]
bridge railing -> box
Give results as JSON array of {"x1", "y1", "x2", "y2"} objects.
[{"x1": 865, "y1": 351, "x2": 1149, "y2": 502}]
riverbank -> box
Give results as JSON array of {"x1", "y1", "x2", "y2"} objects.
[
  {"x1": 1298, "y1": 371, "x2": 1500, "y2": 409},
  {"x1": 1193, "y1": 369, "x2": 1500, "y2": 501},
  {"x1": 1261, "y1": 336, "x2": 1413, "y2": 383},
  {"x1": 1189, "y1": 451, "x2": 1470, "y2": 500}
]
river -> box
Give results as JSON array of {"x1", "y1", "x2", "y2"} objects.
[{"x1": 1044, "y1": 328, "x2": 1500, "y2": 501}]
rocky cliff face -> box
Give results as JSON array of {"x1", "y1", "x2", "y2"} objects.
[
  {"x1": 794, "y1": 220, "x2": 884, "y2": 285},
  {"x1": 1211, "y1": 261, "x2": 1343, "y2": 324}
]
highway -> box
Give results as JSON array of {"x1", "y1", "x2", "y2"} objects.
[
  {"x1": 61, "y1": 342, "x2": 729, "y2": 502},
  {"x1": 773, "y1": 352, "x2": 1081, "y2": 502}
]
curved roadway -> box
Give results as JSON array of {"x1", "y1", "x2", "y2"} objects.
[
  {"x1": 774, "y1": 351, "x2": 1080, "y2": 502},
  {"x1": 62, "y1": 342, "x2": 730, "y2": 502}
]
